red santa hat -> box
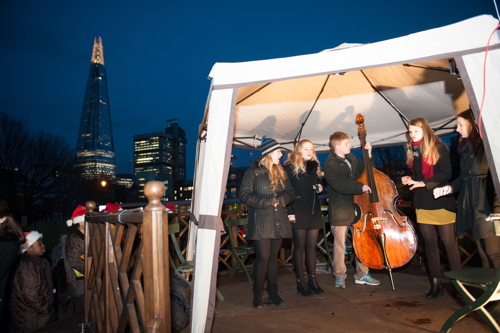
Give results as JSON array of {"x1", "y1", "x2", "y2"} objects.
[
  {"x1": 21, "y1": 230, "x2": 43, "y2": 253},
  {"x1": 100, "y1": 203, "x2": 123, "y2": 213},
  {"x1": 166, "y1": 204, "x2": 175, "y2": 213},
  {"x1": 67, "y1": 205, "x2": 87, "y2": 227}
]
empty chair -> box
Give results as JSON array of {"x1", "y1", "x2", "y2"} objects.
[
  {"x1": 226, "y1": 218, "x2": 254, "y2": 282},
  {"x1": 440, "y1": 265, "x2": 500, "y2": 332},
  {"x1": 168, "y1": 223, "x2": 225, "y2": 301}
]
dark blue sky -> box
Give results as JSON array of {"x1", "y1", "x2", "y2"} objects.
[{"x1": 0, "y1": 1, "x2": 497, "y2": 177}]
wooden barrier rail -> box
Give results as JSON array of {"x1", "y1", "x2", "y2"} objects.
[{"x1": 83, "y1": 181, "x2": 170, "y2": 333}]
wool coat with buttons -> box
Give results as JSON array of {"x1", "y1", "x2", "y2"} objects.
[
  {"x1": 324, "y1": 151, "x2": 366, "y2": 226},
  {"x1": 284, "y1": 160, "x2": 323, "y2": 230},
  {"x1": 239, "y1": 159, "x2": 295, "y2": 240},
  {"x1": 450, "y1": 141, "x2": 500, "y2": 240},
  {"x1": 410, "y1": 142, "x2": 456, "y2": 213}
]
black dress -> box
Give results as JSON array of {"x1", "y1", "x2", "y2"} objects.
[{"x1": 284, "y1": 160, "x2": 323, "y2": 230}]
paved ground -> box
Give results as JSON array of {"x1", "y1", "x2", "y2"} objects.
[
  {"x1": 200, "y1": 263, "x2": 493, "y2": 333},
  {"x1": 35, "y1": 262, "x2": 494, "y2": 333}
]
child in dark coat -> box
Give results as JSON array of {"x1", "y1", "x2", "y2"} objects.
[{"x1": 11, "y1": 231, "x2": 55, "y2": 333}]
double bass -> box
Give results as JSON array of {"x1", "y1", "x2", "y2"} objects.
[{"x1": 352, "y1": 114, "x2": 417, "y2": 290}]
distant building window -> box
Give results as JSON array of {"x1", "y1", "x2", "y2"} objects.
[
  {"x1": 53, "y1": 213, "x2": 62, "y2": 222},
  {"x1": 54, "y1": 199, "x2": 62, "y2": 207}
]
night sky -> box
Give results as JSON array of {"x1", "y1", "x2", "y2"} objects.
[{"x1": 1, "y1": 1, "x2": 497, "y2": 178}]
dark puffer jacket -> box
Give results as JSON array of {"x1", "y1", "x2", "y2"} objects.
[
  {"x1": 11, "y1": 253, "x2": 54, "y2": 333},
  {"x1": 239, "y1": 159, "x2": 295, "y2": 240},
  {"x1": 284, "y1": 160, "x2": 323, "y2": 229},
  {"x1": 64, "y1": 229, "x2": 85, "y2": 297}
]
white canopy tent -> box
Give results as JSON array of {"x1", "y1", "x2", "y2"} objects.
[{"x1": 189, "y1": 15, "x2": 500, "y2": 332}]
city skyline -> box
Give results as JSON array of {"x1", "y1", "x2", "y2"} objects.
[{"x1": 1, "y1": 1, "x2": 497, "y2": 178}]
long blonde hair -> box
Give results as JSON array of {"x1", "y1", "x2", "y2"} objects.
[
  {"x1": 259, "y1": 153, "x2": 287, "y2": 191},
  {"x1": 406, "y1": 118, "x2": 441, "y2": 166},
  {"x1": 285, "y1": 139, "x2": 321, "y2": 177}
]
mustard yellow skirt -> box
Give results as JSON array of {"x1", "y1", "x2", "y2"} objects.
[{"x1": 416, "y1": 209, "x2": 456, "y2": 225}]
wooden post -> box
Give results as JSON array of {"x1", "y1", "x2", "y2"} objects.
[
  {"x1": 84, "y1": 201, "x2": 96, "y2": 326},
  {"x1": 143, "y1": 181, "x2": 171, "y2": 332}
]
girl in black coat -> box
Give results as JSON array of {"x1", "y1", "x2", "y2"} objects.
[
  {"x1": 434, "y1": 110, "x2": 500, "y2": 268},
  {"x1": 0, "y1": 198, "x2": 25, "y2": 327},
  {"x1": 239, "y1": 136, "x2": 294, "y2": 308},
  {"x1": 402, "y1": 118, "x2": 461, "y2": 299},
  {"x1": 284, "y1": 139, "x2": 324, "y2": 296}
]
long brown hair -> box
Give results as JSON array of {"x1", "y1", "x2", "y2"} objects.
[
  {"x1": 406, "y1": 118, "x2": 441, "y2": 166},
  {"x1": 259, "y1": 153, "x2": 287, "y2": 191},
  {"x1": 285, "y1": 139, "x2": 321, "y2": 177},
  {"x1": 457, "y1": 109, "x2": 480, "y2": 150},
  {"x1": 0, "y1": 199, "x2": 26, "y2": 244}
]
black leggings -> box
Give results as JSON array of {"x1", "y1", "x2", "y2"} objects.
[
  {"x1": 252, "y1": 239, "x2": 282, "y2": 285},
  {"x1": 419, "y1": 223, "x2": 461, "y2": 279},
  {"x1": 292, "y1": 228, "x2": 320, "y2": 279}
]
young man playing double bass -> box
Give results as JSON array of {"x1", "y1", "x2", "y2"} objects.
[{"x1": 324, "y1": 131, "x2": 381, "y2": 288}]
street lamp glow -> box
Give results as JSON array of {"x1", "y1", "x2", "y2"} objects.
[{"x1": 101, "y1": 180, "x2": 107, "y2": 187}]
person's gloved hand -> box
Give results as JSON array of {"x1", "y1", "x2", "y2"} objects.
[
  {"x1": 277, "y1": 196, "x2": 286, "y2": 208},
  {"x1": 433, "y1": 185, "x2": 452, "y2": 199}
]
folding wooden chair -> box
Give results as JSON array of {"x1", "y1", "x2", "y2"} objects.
[
  {"x1": 440, "y1": 266, "x2": 500, "y2": 332},
  {"x1": 168, "y1": 223, "x2": 225, "y2": 301},
  {"x1": 225, "y1": 218, "x2": 254, "y2": 282}
]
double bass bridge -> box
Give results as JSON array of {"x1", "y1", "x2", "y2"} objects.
[{"x1": 356, "y1": 213, "x2": 388, "y2": 233}]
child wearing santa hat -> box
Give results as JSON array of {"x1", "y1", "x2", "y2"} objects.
[
  {"x1": 11, "y1": 231, "x2": 55, "y2": 332},
  {"x1": 64, "y1": 205, "x2": 86, "y2": 314}
]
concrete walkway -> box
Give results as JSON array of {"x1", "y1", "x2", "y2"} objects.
[{"x1": 206, "y1": 263, "x2": 492, "y2": 333}]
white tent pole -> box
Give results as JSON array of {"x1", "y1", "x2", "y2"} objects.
[
  {"x1": 457, "y1": 48, "x2": 500, "y2": 195},
  {"x1": 191, "y1": 88, "x2": 236, "y2": 333}
]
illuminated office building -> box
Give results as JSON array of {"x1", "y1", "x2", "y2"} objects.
[
  {"x1": 133, "y1": 120, "x2": 187, "y2": 200},
  {"x1": 75, "y1": 37, "x2": 116, "y2": 179}
]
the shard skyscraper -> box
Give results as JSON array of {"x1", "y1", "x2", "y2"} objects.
[{"x1": 75, "y1": 37, "x2": 116, "y2": 179}]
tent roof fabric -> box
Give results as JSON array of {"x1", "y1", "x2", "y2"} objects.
[{"x1": 206, "y1": 15, "x2": 499, "y2": 152}]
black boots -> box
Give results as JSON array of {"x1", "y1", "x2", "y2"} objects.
[
  {"x1": 308, "y1": 274, "x2": 325, "y2": 295},
  {"x1": 296, "y1": 276, "x2": 313, "y2": 297},
  {"x1": 426, "y1": 278, "x2": 444, "y2": 299},
  {"x1": 252, "y1": 284, "x2": 263, "y2": 308},
  {"x1": 267, "y1": 284, "x2": 285, "y2": 306}
]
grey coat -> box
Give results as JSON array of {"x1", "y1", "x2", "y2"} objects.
[
  {"x1": 451, "y1": 141, "x2": 500, "y2": 240},
  {"x1": 239, "y1": 160, "x2": 295, "y2": 240},
  {"x1": 324, "y1": 152, "x2": 366, "y2": 226}
]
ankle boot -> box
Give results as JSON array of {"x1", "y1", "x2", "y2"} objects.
[
  {"x1": 308, "y1": 274, "x2": 325, "y2": 295},
  {"x1": 296, "y1": 276, "x2": 313, "y2": 297},
  {"x1": 267, "y1": 284, "x2": 285, "y2": 306},
  {"x1": 252, "y1": 284, "x2": 264, "y2": 308},
  {"x1": 426, "y1": 278, "x2": 444, "y2": 299}
]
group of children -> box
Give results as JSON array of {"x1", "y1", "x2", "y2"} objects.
[{"x1": 0, "y1": 202, "x2": 87, "y2": 332}]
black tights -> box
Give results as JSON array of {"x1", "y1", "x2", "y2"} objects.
[
  {"x1": 419, "y1": 223, "x2": 461, "y2": 279},
  {"x1": 292, "y1": 228, "x2": 319, "y2": 279},
  {"x1": 252, "y1": 239, "x2": 282, "y2": 285}
]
